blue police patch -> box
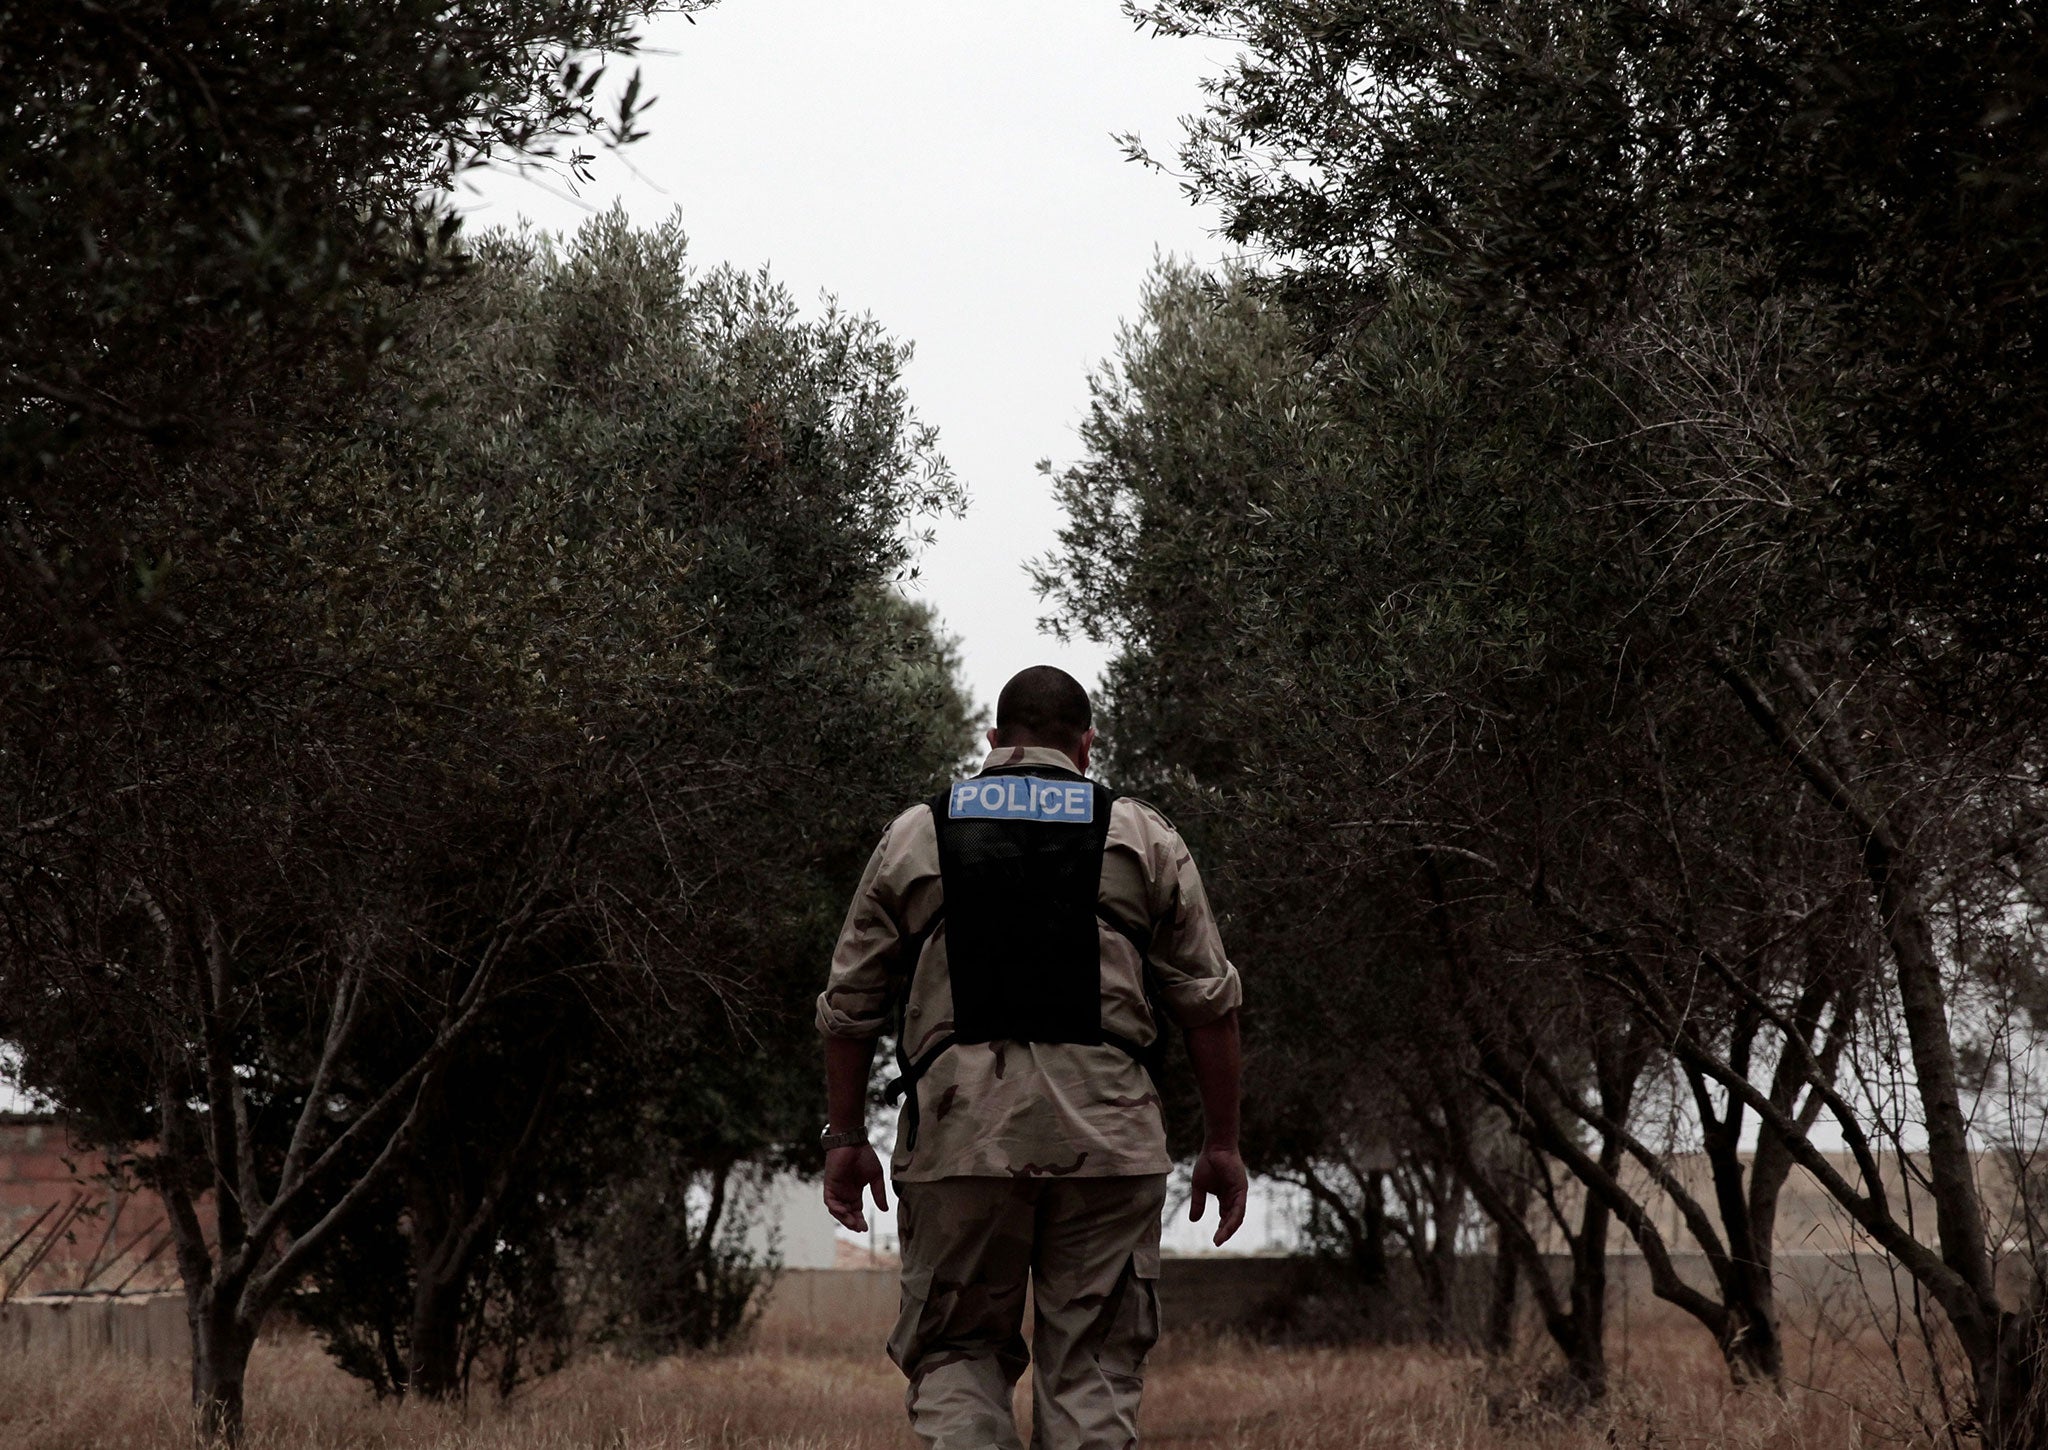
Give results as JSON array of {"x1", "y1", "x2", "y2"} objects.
[{"x1": 946, "y1": 776, "x2": 1096, "y2": 824}]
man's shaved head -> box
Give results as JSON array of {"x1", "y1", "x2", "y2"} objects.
[{"x1": 993, "y1": 666, "x2": 1092, "y2": 751}]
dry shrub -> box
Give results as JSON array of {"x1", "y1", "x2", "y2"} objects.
[{"x1": 0, "y1": 1323, "x2": 1931, "y2": 1449}]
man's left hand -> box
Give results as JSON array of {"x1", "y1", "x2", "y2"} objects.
[{"x1": 1189, "y1": 1145, "x2": 1248, "y2": 1246}]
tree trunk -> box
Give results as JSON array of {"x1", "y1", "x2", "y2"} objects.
[
  {"x1": 1728, "y1": 1078, "x2": 1815, "y2": 1392},
  {"x1": 1730, "y1": 654, "x2": 2011, "y2": 1416},
  {"x1": 1485, "y1": 1240, "x2": 1518, "y2": 1356},
  {"x1": 1524, "y1": 1206, "x2": 1611, "y2": 1407},
  {"x1": 1547, "y1": 1321, "x2": 1605, "y2": 1406},
  {"x1": 1538, "y1": 1304, "x2": 1607, "y2": 1408},
  {"x1": 1560, "y1": 1207, "x2": 1609, "y2": 1404},
  {"x1": 189, "y1": 1290, "x2": 256, "y2": 1446},
  {"x1": 1702, "y1": 1105, "x2": 1784, "y2": 1388},
  {"x1": 398, "y1": 1044, "x2": 561, "y2": 1397},
  {"x1": 1716, "y1": 1290, "x2": 1783, "y2": 1387},
  {"x1": 1358, "y1": 1170, "x2": 1390, "y2": 1288},
  {"x1": 376, "y1": 1313, "x2": 407, "y2": 1399},
  {"x1": 405, "y1": 1268, "x2": 467, "y2": 1401},
  {"x1": 1465, "y1": 1164, "x2": 1608, "y2": 1403},
  {"x1": 1422, "y1": 1066, "x2": 1610, "y2": 1399},
  {"x1": 1977, "y1": 1300, "x2": 2048, "y2": 1450},
  {"x1": 1421, "y1": 1205, "x2": 1459, "y2": 1344},
  {"x1": 398, "y1": 1084, "x2": 475, "y2": 1402}
]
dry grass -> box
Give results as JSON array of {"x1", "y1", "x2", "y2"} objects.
[{"x1": 0, "y1": 1322, "x2": 1948, "y2": 1449}]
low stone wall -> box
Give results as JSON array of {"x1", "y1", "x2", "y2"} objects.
[{"x1": 0, "y1": 1293, "x2": 189, "y2": 1365}]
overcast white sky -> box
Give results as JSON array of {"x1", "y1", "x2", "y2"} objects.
[
  {"x1": 461, "y1": 3, "x2": 1284, "y2": 1252},
  {"x1": 458, "y1": 0, "x2": 1235, "y2": 717}
]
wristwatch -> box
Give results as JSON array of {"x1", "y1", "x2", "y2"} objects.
[{"x1": 820, "y1": 1124, "x2": 868, "y2": 1152}]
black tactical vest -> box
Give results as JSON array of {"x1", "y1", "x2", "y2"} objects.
[
  {"x1": 883, "y1": 764, "x2": 1161, "y2": 1149},
  {"x1": 933, "y1": 762, "x2": 1114, "y2": 1046}
]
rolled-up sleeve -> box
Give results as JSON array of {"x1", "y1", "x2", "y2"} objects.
[
  {"x1": 1135, "y1": 807, "x2": 1243, "y2": 1028},
  {"x1": 815, "y1": 808, "x2": 917, "y2": 1040}
]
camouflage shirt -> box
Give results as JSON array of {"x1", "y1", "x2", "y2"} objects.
[{"x1": 817, "y1": 744, "x2": 1242, "y2": 1182}]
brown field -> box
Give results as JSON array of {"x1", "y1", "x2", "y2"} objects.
[{"x1": 0, "y1": 1320, "x2": 1962, "y2": 1449}]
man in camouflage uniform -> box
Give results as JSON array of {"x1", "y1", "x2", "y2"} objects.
[{"x1": 818, "y1": 665, "x2": 1247, "y2": 1450}]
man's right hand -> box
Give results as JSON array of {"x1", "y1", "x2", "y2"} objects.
[
  {"x1": 1183, "y1": 1011, "x2": 1246, "y2": 1246},
  {"x1": 823, "y1": 1143, "x2": 891, "y2": 1232}
]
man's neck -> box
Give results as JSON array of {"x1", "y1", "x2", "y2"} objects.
[{"x1": 981, "y1": 742, "x2": 1084, "y2": 774}]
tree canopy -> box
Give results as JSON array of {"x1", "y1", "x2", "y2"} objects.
[
  {"x1": 2, "y1": 88, "x2": 972, "y2": 1438},
  {"x1": 1051, "y1": 2, "x2": 2048, "y2": 1434}
]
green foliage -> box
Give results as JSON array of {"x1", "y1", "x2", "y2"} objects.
[
  {"x1": 0, "y1": 2, "x2": 1012, "y2": 1430},
  {"x1": 262, "y1": 214, "x2": 974, "y2": 1396},
  {"x1": 1058, "y1": 3, "x2": 2048, "y2": 1407},
  {"x1": 0, "y1": 0, "x2": 691, "y2": 476},
  {"x1": 0, "y1": 209, "x2": 973, "y2": 1402},
  {"x1": 1045, "y1": 261, "x2": 1618, "y2": 1126},
  {"x1": 579, "y1": 1158, "x2": 773, "y2": 1359},
  {"x1": 1130, "y1": 0, "x2": 2048, "y2": 695}
]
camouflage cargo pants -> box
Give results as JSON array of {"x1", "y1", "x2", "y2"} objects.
[{"x1": 889, "y1": 1174, "x2": 1167, "y2": 1450}]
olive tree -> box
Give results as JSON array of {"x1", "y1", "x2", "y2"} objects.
[
  {"x1": 284, "y1": 216, "x2": 974, "y2": 1400},
  {"x1": 1, "y1": 0, "x2": 692, "y2": 478},
  {"x1": 1078, "y1": 5, "x2": 2048, "y2": 1433},
  {"x1": 0, "y1": 213, "x2": 969, "y2": 1436},
  {"x1": 1044, "y1": 261, "x2": 2048, "y2": 1419}
]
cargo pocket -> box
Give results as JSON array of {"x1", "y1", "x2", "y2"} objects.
[
  {"x1": 887, "y1": 1262, "x2": 935, "y2": 1375},
  {"x1": 1103, "y1": 1251, "x2": 1161, "y2": 1387},
  {"x1": 1134, "y1": 1233, "x2": 1161, "y2": 1283}
]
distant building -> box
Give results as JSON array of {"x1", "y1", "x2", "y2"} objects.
[
  {"x1": 0, "y1": 1114, "x2": 184, "y2": 1299},
  {"x1": 746, "y1": 1172, "x2": 855, "y2": 1269}
]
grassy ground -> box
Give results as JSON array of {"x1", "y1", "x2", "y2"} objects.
[{"x1": 0, "y1": 1322, "x2": 1954, "y2": 1449}]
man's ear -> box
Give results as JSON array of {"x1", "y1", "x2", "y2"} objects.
[
  {"x1": 987, "y1": 727, "x2": 1002, "y2": 750},
  {"x1": 1075, "y1": 727, "x2": 1098, "y2": 774}
]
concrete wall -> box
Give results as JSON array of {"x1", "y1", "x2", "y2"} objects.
[
  {"x1": 755, "y1": 1267, "x2": 903, "y2": 1346},
  {"x1": 754, "y1": 1249, "x2": 1968, "y2": 1349},
  {"x1": 754, "y1": 1256, "x2": 1314, "y2": 1348},
  {"x1": 0, "y1": 1252, "x2": 1971, "y2": 1363},
  {"x1": 0, "y1": 1294, "x2": 188, "y2": 1365},
  {"x1": 1523, "y1": 1150, "x2": 2020, "y2": 1266}
]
